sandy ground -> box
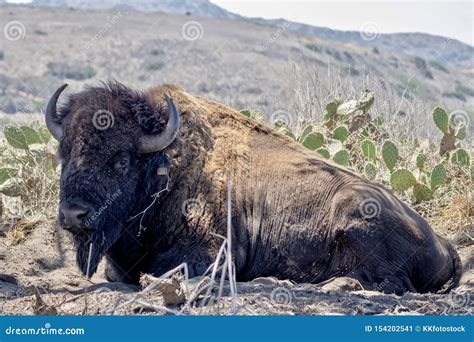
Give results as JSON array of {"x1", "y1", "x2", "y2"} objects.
[{"x1": 1, "y1": 217, "x2": 472, "y2": 316}]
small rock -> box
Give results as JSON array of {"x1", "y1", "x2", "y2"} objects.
[{"x1": 321, "y1": 277, "x2": 364, "y2": 293}]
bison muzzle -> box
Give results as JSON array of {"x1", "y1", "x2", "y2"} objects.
[{"x1": 45, "y1": 81, "x2": 462, "y2": 294}]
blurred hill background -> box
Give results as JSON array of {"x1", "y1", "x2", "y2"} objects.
[{"x1": 0, "y1": 0, "x2": 472, "y2": 138}]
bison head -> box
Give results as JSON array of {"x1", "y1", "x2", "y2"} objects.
[{"x1": 45, "y1": 82, "x2": 179, "y2": 276}]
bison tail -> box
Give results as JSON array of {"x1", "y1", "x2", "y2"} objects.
[{"x1": 438, "y1": 239, "x2": 463, "y2": 294}]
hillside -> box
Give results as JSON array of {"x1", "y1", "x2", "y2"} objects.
[
  {"x1": 11, "y1": 0, "x2": 474, "y2": 70},
  {"x1": 0, "y1": 3, "x2": 472, "y2": 139},
  {"x1": 254, "y1": 18, "x2": 474, "y2": 69}
]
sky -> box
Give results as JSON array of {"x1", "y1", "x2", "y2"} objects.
[{"x1": 212, "y1": 0, "x2": 473, "y2": 46}]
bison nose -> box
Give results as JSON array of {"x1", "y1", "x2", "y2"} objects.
[{"x1": 60, "y1": 201, "x2": 93, "y2": 229}]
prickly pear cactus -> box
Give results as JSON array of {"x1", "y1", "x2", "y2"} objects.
[
  {"x1": 361, "y1": 139, "x2": 376, "y2": 160},
  {"x1": 299, "y1": 125, "x2": 313, "y2": 142},
  {"x1": 454, "y1": 125, "x2": 466, "y2": 140},
  {"x1": 0, "y1": 178, "x2": 21, "y2": 197},
  {"x1": 20, "y1": 126, "x2": 42, "y2": 145},
  {"x1": 324, "y1": 101, "x2": 339, "y2": 121},
  {"x1": 416, "y1": 153, "x2": 428, "y2": 169},
  {"x1": 0, "y1": 168, "x2": 17, "y2": 185},
  {"x1": 4, "y1": 125, "x2": 29, "y2": 150},
  {"x1": 333, "y1": 126, "x2": 349, "y2": 143},
  {"x1": 430, "y1": 163, "x2": 446, "y2": 191},
  {"x1": 302, "y1": 132, "x2": 324, "y2": 150},
  {"x1": 413, "y1": 183, "x2": 432, "y2": 202},
  {"x1": 364, "y1": 162, "x2": 377, "y2": 179},
  {"x1": 382, "y1": 140, "x2": 398, "y2": 172},
  {"x1": 432, "y1": 107, "x2": 449, "y2": 134},
  {"x1": 390, "y1": 169, "x2": 416, "y2": 192},
  {"x1": 316, "y1": 148, "x2": 330, "y2": 159},
  {"x1": 357, "y1": 89, "x2": 375, "y2": 114},
  {"x1": 450, "y1": 148, "x2": 470, "y2": 166},
  {"x1": 333, "y1": 149, "x2": 349, "y2": 166}
]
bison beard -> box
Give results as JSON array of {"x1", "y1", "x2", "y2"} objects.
[
  {"x1": 46, "y1": 82, "x2": 462, "y2": 294},
  {"x1": 74, "y1": 233, "x2": 102, "y2": 276}
]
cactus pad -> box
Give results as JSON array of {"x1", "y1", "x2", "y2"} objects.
[
  {"x1": 4, "y1": 125, "x2": 29, "y2": 150},
  {"x1": 316, "y1": 148, "x2": 330, "y2": 159},
  {"x1": 0, "y1": 178, "x2": 21, "y2": 197},
  {"x1": 364, "y1": 162, "x2": 377, "y2": 179},
  {"x1": 357, "y1": 89, "x2": 375, "y2": 114},
  {"x1": 451, "y1": 148, "x2": 470, "y2": 166},
  {"x1": 333, "y1": 149, "x2": 349, "y2": 166},
  {"x1": 302, "y1": 132, "x2": 324, "y2": 150},
  {"x1": 333, "y1": 126, "x2": 349, "y2": 143},
  {"x1": 324, "y1": 101, "x2": 339, "y2": 121},
  {"x1": 382, "y1": 140, "x2": 398, "y2": 172},
  {"x1": 432, "y1": 107, "x2": 449, "y2": 134},
  {"x1": 413, "y1": 183, "x2": 432, "y2": 202},
  {"x1": 416, "y1": 153, "x2": 427, "y2": 169},
  {"x1": 430, "y1": 163, "x2": 446, "y2": 191},
  {"x1": 361, "y1": 139, "x2": 377, "y2": 160},
  {"x1": 390, "y1": 169, "x2": 416, "y2": 192},
  {"x1": 299, "y1": 125, "x2": 313, "y2": 142}
]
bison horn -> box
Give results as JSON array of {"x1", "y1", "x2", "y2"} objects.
[
  {"x1": 138, "y1": 95, "x2": 180, "y2": 153},
  {"x1": 45, "y1": 84, "x2": 68, "y2": 141}
]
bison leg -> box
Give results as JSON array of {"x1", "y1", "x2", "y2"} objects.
[
  {"x1": 147, "y1": 244, "x2": 215, "y2": 279},
  {"x1": 336, "y1": 224, "x2": 419, "y2": 295}
]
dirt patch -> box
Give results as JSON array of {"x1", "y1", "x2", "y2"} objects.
[{"x1": 0, "y1": 220, "x2": 472, "y2": 316}]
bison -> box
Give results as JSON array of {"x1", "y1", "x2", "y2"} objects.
[{"x1": 45, "y1": 81, "x2": 461, "y2": 294}]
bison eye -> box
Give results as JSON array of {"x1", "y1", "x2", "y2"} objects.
[{"x1": 114, "y1": 154, "x2": 131, "y2": 175}]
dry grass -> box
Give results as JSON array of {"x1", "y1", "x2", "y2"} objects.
[{"x1": 5, "y1": 215, "x2": 42, "y2": 245}]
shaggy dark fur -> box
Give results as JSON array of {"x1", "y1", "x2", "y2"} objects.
[
  {"x1": 54, "y1": 81, "x2": 462, "y2": 293},
  {"x1": 57, "y1": 81, "x2": 169, "y2": 279}
]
